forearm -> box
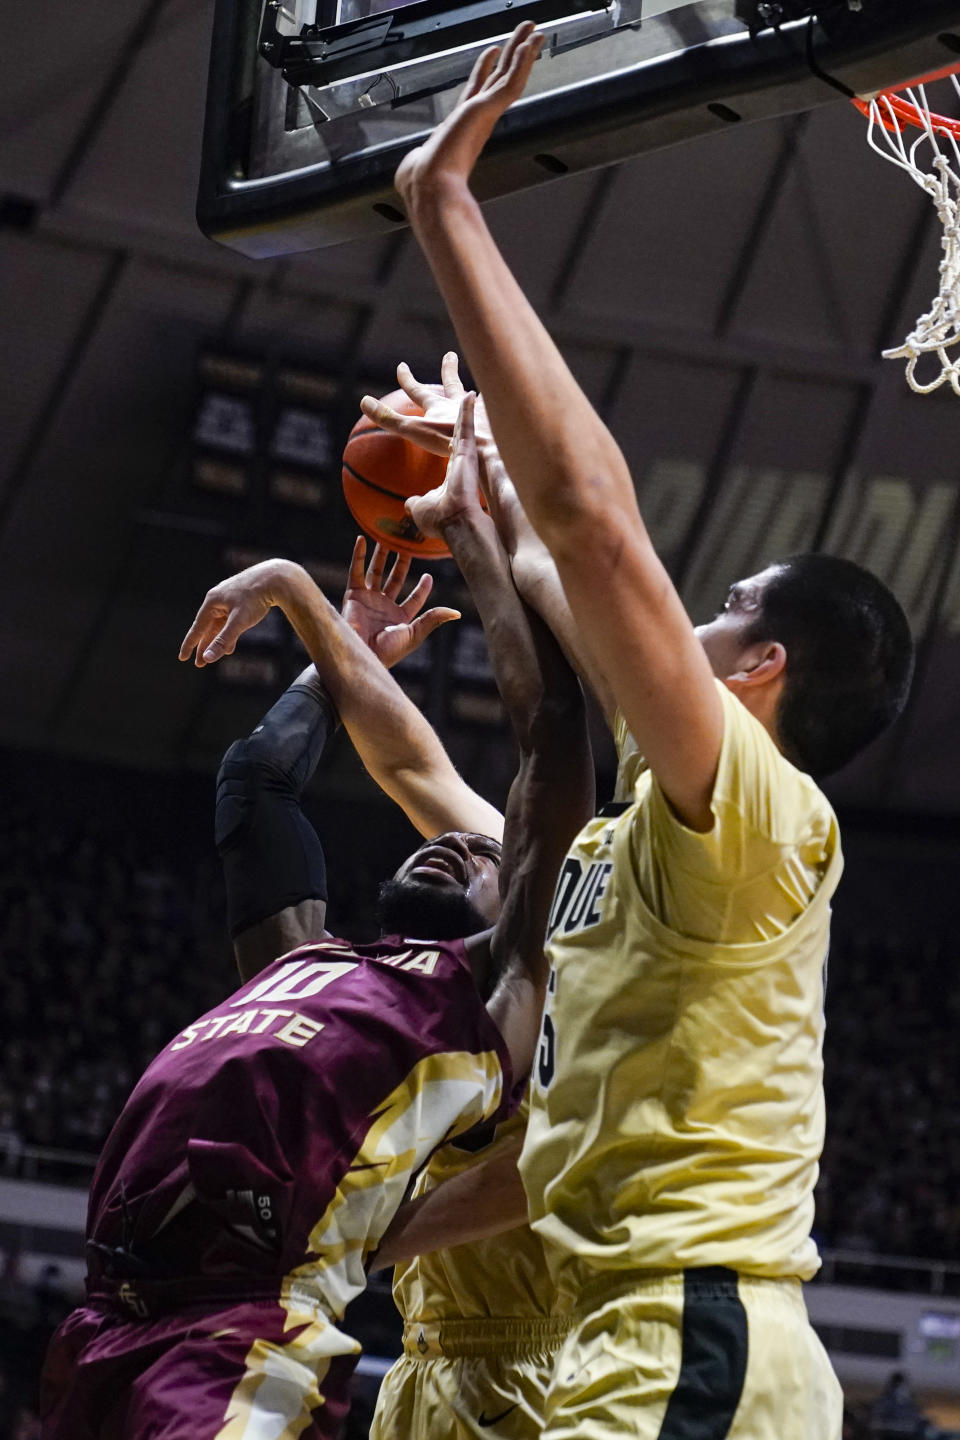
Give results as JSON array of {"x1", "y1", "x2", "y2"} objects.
[
  {"x1": 512, "y1": 546, "x2": 617, "y2": 725},
  {"x1": 370, "y1": 1137, "x2": 527, "y2": 1270},
  {"x1": 434, "y1": 498, "x2": 593, "y2": 1067},
  {"x1": 441, "y1": 507, "x2": 560, "y2": 748},
  {"x1": 478, "y1": 440, "x2": 616, "y2": 721},
  {"x1": 272, "y1": 564, "x2": 501, "y2": 839},
  {"x1": 217, "y1": 668, "x2": 334, "y2": 978},
  {"x1": 407, "y1": 183, "x2": 639, "y2": 549}
]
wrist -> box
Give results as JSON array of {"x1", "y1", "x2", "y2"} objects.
[
  {"x1": 439, "y1": 506, "x2": 495, "y2": 543},
  {"x1": 403, "y1": 170, "x2": 474, "y2": 229},
  {"x1": 264, "y1": 558, "x2": 307, "y2": 605}
]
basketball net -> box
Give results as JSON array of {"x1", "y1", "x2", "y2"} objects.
[{"x1": 854, "y1": 65, "x2": 960, "y2": 395}]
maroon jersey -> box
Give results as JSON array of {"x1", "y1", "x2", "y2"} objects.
[{"x1": 86, "y1": 935, "x2": 511, "y2": 1322}]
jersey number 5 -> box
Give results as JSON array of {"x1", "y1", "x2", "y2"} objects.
[
  {"x1": 537, "y1": 1014, "x2": 556, "y2": 1089},
  {"x1": 536, "y1": 968, "x2": 558, "y2": 1088}
]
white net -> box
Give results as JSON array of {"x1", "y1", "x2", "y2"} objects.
[{"x1": 865, "y1": 76, "x2": 960, "y2": 395}]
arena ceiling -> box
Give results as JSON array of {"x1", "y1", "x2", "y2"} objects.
[{"x1": 1, "y1": 0, "x2": 960, "y2": 819}]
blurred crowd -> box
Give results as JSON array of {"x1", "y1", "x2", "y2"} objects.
[
  {"x1": 816, "y1": 934, "x2": 960, "y2": 1265},
  {"x1": 0, "y1": 811, "x2": 232, "y2": 1169},
  {"x1": 0, "y1": 787, "x2": 384, "y2": 1178},
  {"x1": 1, "y1": 788, "x2": 958, "y2": 1266}
]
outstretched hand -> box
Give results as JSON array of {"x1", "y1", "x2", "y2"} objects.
[
  {"x1": 395, "y1": 22, "x2": 544, "y2": 208},
  {"x1": 179, "y1": 559, "x2": 288, "y2": 667},
  {"x1": 361, "y1": 353, "x2": 492, "y2": 461},
  {"x1": 405, "y1": 392, "x2": 488, "y2": 538},
  {"x1": 363, "y1": 355, "x2": 533, "y2": 555},
  {"x1": 342, "y1": 536, "x2": 460, "y2": 668}
]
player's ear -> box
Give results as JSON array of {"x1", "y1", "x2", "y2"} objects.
[{"x1": 727, "y1": 640, "x2": 786, "y2": 690}]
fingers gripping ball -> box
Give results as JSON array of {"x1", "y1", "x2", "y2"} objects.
[{"x1": 342, "y1": 390, "x2": 451, "y2": 559}]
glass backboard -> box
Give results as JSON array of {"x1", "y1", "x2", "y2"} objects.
[{"x1": 198, "y1": 0, "x2": 960, "y2": 256}]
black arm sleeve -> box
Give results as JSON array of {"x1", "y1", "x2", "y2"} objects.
[{"x1": 215, "y1": 672, "x2": 337, "y2": 939}]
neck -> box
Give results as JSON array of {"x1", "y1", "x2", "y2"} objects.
[{"x1": 723, "y1": 679, "x2": 783, "y2": 752}]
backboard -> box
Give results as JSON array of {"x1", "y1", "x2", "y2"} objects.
[{"x1": 198, "y1": 0, "x2": 960, "y2": 256}]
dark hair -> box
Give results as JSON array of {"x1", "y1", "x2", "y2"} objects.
[{"x1": 746, "y1": 554, "x2": 914, "y2": 779}]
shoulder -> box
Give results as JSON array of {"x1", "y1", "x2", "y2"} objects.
[
  {"x1": 632, "y1": 681, "x2": 838, "y2": 890},
  {"x1": 710, "y1": 682, "x2": 835, "y2": 846}
]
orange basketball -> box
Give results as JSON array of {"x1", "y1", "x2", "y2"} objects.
[{"x1": 342, "y1": 390, "x2": 451, "y2": 559}]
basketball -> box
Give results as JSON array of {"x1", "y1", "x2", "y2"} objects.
[{"x1": 342, "y1": 390, "x2": 451, "y2": 559}]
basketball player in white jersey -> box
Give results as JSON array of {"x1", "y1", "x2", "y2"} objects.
[{"x1": 367, "y1": 26, "x2": 915, "y2": 1440}]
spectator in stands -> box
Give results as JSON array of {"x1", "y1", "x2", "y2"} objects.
[{"x1": 869, "y1": 1371, "x2": 939, "y2": 1439}]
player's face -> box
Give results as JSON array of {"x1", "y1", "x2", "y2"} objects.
[
  {"x1": 694, "y1": 565, "x2": 783, "y2": 678},
  {"x1": 395, "y1": 832, "x2": 502, "y2": 918},
  {"x1": 377, "y1": 832, "x2": 503, "y2": 939}
]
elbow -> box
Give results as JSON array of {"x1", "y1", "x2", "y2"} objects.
[
  {"x1": 532, "y1": 486, "x2": 638, "y2": 575},
  {"x1": 215, "y1": 737, "x2": 277, "y2": 855},
  {"x1": 217, "y1": 736, "x2": 256, "y2": 790},
  {"x1": 515, "y1": 685, "x2": 586, "y2": 758},
  {"x1": 527, "y1": 480, "x2": 597, "y2": 547},
  {"x1": 217, "y1": 734, "x2": 278, "y2": 786}
]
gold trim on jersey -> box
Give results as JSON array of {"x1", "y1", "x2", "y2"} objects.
[
  {"x1": 214, "y1": 1306, "x2": 360, "y2": 1440},
  {"x1": 392, "y1": 1105, "x2": 566, "y2": 1328},
  {"x1": 282, "y1": 1049, "x2": 505, "y2": 1323},
  {"x1": 217, "y1": 1050, "x2": 506, "y2": 1437}
]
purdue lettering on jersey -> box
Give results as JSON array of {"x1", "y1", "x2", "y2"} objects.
[
  {"x1": 536, "y1": 839, "x2": 616, "y2": 1094},
  {"x1": 548, "y1": 858, "x2": 613, "y2": 938}
]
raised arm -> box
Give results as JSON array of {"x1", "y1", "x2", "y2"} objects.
[
  {"x1": 371, "y1": 404, "x2": 594, "y2": 1266},
  {"x1": 393, "y1": 25, "x2": 724, "y2": 831},
  {"x1": 338, "y1": 535, "x2": 505, "y2": 840},
  {"x1": 214, "y1": 666, "x2": 335, "y2": 980},
  {"x1": 479, "y1": 430, "x2": 617, "y2": 724},
  {"x1": 408, "y1": 396, "x2": 594, "y2": 1077},
  {"x1": 180, "y1": 559, "x2": 503, "y2": 845}
]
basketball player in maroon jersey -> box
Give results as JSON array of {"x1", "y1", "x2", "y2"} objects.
[{"x1": 39, "y1": 405, "x2": 593, "y2": 1440}]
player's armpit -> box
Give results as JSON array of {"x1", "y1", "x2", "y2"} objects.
[
  {"x1": 369, "y1": 1134, "x2": 527, "y2": 1270},
  {"x1": 480, "y1": 442, "x2": 617, "y2": 724},
  {"x1": 484, "y1": 972, "x2": 543, "y2": 1090},
  {"x1": 548, "y1": 519, "x2": 725, "y2": 832},
  {"x1": 233, "y1": 899, "x2": 329, "y2": 984}
]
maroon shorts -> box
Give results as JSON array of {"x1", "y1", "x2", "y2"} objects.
[{"x1": 40, "y1": 1296, "x2": 361, "y2": 1439}]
